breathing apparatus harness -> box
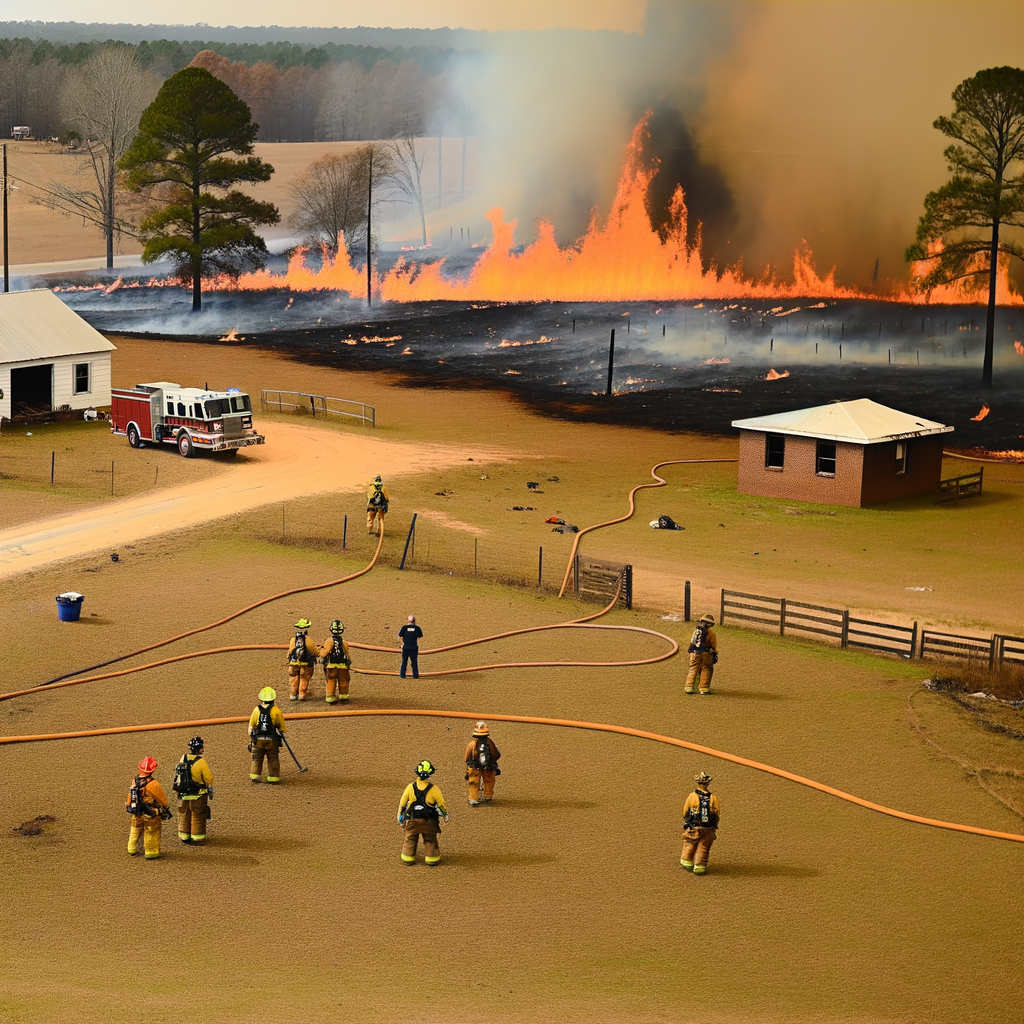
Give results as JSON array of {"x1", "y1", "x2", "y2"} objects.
[
  {"x1": 173, "y1": 754, "x2": 203, "y2": 798},
  {"x1": 470, "y1": 737, "x2": 501, "y2": 774},
  {"x1": 327, "y1": 636, "x2": 351, "y2": 668},
  {"x1": 684, "y1": 789, "x2": 719, "y2": 830},
  {"x1": 290, "y1": 631, "x2": 314, "y2": 666},
  {"x1": 368, "y1": 484, "x2": 388, "y2": 512},
  {"x1": 127, "y1": 775, "x2": 171, "y2": 820},
  {"x1": 254, "y1": 703, "x2": 280, "y2": 741}
]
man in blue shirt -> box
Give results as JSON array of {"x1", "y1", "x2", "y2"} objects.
[{"x1": 398, "y1": 615, "x2": 424, "y2": 679}]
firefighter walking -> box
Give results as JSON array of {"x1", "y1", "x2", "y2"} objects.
[
  {"x1": 397, "y1": 760, "x2": 449, "y2": 866},
  {"x1": 366, "y1": 475, "x2": 390, "y2": 535},
  {"x1": 685, "y1": 613, "x2": 718, "y2": 694},
  {"x1": 249, "y1": 687, "x2": 286, "y2": 783},
  {"x1": 321, "y1": 619, "x2": 352, "y2": 703},
  {"x1": 173, "y1": 736, "x2": 213, "y2": 844},
  {"x1": 681, "y1": 771, "x2": 720, "y2": 874},
  {"x1": 126, "y1": 756, "x2": 171, "y2": 860},
  {"x1": 464, "y1": 721, "x2": 501, "y2": 806},
  {"x1": 287, "y1": 618, "x2": 321, "y2": 701}
]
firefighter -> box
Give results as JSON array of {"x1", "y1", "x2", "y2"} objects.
[
  {"x1": 684, "y1": 613, "x2": 718, "y2": 695},
  {"x1": 287, "y1": 618, "x2": 321, "y2": 701},
  {"x1": 464, "y1": 721, "x2": 501, "y2": 806},
  {"x1": 321, "y1": 619, "x2": 352, "y2": 703},
  {"x1": 397, "y1": 760, "x2": 449, "y2": 866},
  {"x1": 398, "y1": 614, "x2": 423, "y2": 679},
  {"x1": 680, "y1": 771, "x2": 721, "y2": 874},
  {"x1": 366, "y1": 475, "x2": 390, "y2": 535},
  {"x1": 173, "y1": 736, "x2": 213, "y2": 844},
  {"x1": 249, "y1": 687, "x2": 287, "y2": 783},
  {"x1": 126, "y1": 756, "x2": 170, "y2": 860}
]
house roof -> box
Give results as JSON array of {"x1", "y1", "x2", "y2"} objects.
[
  {"x1": 731, "y1": 398, "x2": 953, "y2": 444},
  {"x1": 0, "y1": 289, "x2": 116, "y2": 364}
]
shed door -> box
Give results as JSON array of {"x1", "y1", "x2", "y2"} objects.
[{"x1": 11, "y1": 364, "x2": 53, "y2": 416}]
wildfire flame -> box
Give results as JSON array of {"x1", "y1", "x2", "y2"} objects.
[
  {"x1": 219, "y1": 327, "x2": 240, "y2": 342},
  {"x1": 765, "y1": 368, "x2": 790, "y2": 380},
  {"x1": 703, "y1": 356, "x2": 730, "y2": 364},
  {"x1": 1014, "y1": 341, "x2": 1024, "y2": 355},
  {"x1": 970, "y1": 405, "x2": 990, "y2": 421}
]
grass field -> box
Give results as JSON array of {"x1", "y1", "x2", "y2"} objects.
[{"x1": 1, "y1": 338, "x2": 1023, "y2": 1023}]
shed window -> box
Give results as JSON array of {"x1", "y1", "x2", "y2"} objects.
[
  {"x1": 177, "y1": 403, "x2": 186, "y2": 416},
  {"x1": 73, "y1": 363, "x2": 90, "y2": 394},
  {"x1": 765, "y1": 433, "x2": 785, "y2": 469},
  {"x1": 816, "y1": 441, "x2": 837, "y2": 476},
  {"x1": 895, "y1": 441, "x2": 907, "y2": 475}
]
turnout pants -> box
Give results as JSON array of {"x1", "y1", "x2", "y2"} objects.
[
  {"x1": 400, "y1": 649, "x2": 419, "y2": 679},
  {"x1": 288, "y1": 662, "x2": 315, "y2": 699},
  {"x1": 177, "y1": 794, "x2": 209, "y2": 842},
  {"x1": 402, "y1": 820, "x2": 441, "y2": 865},
  {"x1": 681, "y1": 826, "x2": 717, "y2": 872},
  {"x1": 324, "y1": 665, "x2": 350, "y2": 702},
  {"x1": 685, "y1": 653, "x2": 715, "y2": 693},
  {"x1": 128, "y1": 814, "x2": 162, "y2": 859},
  {"x1": 250, "y1": 738, "x2": 282, "y2": 782},
  {"x1": 467, "y1": 768, "x2": 496, "y2": 804},
  {"x1": 367, "y1": 508, "x2": 385, "y2": 534}
]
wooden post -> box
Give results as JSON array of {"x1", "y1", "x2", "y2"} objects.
[
  {"x1": 2, "y1": 143, "x2": 8, "y2": 293},
  {"x1": 989, "y1": 634, "x2": 997, "y2": 671},
  {"x1": 606, "y1": 329, "x2": 615, "y2": 396},
  {"x1": 779, "y1": 597, "x2": 787, "y2": 636},
  {"x1": 841, "y1": 609, "x2": 850, "y2": 649},
  {"x1": 719, "y1": 589, "x2": 725, "y2": 625},
  {"x1": 342, "y1": 514, "x2": 347, "y2": 550},
  {"x1": 399, "y1": 513, "x2": 417, "y2": 570},
  {"x1": 910, "y1": 621, "x2": 918, "y2": 659},
  {"x1": 623, "y1": 565, "x2": 633, "y2": 610},
  {"x1": 684, "y1": 579, "x2": 691, "y2": 622}
]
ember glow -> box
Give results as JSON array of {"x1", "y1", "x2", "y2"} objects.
[
  {"x1": 765, "y1": 368, "x2": 790, "y2": 380},
  {"x1": 970, "y1": 405, "x2": 991, "y2": 421}
]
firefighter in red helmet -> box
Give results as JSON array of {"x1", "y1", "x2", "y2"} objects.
[{"x1": 126, "y1": 756, "x2": 170, "y2": 860}]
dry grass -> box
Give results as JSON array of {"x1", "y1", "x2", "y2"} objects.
[{"x1": 926, "y1": 659, "x2": 1024, "y2": 704}]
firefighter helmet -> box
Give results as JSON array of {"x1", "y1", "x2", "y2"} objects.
[
  {"x1": 374, "y1": 475, "x2": 382, "y2": 484},
  {"x1": 330, "y1": 619, "x2": 344, "y2": 634},
  {"x1": 188, "y1": 736, "x2": 204, "y2": 753},
  {"x1": 416, "y1": 760, "x2": 436, "y2": 779},
  {"x1": 295, "y1": 618, "x2": 312, "y2": 630},
  {"x1": 472, "y1": 721, "x2": 489, "y2": 736},
  {"x1": 699, "y1": 613, "x2": 715, "y2": 625},
  {"x1": 138, "y1": 756, "x2": 158, "y2": 776},
  {"x1": 694, "y1": 771, "x2": 713, "y2": 786},
  {"x1": 259, "y1": 686, "x2": 277, "y2": 703}
]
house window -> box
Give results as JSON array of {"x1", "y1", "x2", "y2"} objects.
[
  {"x1": 73, "y1": 363, "x2": 90, "y2": 394},
  {"x1": 765, "y1": 433, "x2": 785, "y2": 469},
  {"x1": 816, "y1": 441, "x2": 837, "y2": 476},
  {"x1": 895, "y1": 441, "x2": 907, "y2": 475}
]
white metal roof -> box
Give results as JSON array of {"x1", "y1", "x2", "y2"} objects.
[
  {"x1": 731, "y1": 398, "x2": 953, "y2": 444},
  {"x1": 0, "y1": 289, "x2": 116, "y2": 364}
]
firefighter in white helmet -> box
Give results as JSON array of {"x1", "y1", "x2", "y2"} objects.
[
  {"x1": 321, "y1": 619, "x2": 352, "y2": 703},
  {"x1": 287, "y1": 618, "x2": 321, "y2": 701},
  {"x1": 684, "y1": 613, "x2": 718, "y2": 695},
  {"x1": 680, "y1": 771, "x2": 720, "y2": 874},
  {"x1": 366, "y1": 475, "x2": 390, "y2": 535},
  {"x1": 464, "y1": 721, "x2": 501, "y2": 805}
]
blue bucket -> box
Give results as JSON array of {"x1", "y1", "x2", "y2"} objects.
[{"x1": 56, "y1": 592, "x2": 84, "y2": 622}]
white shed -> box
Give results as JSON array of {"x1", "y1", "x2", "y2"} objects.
[{"x1": 0, "y1": 289, "x2": 116, "y2": 422}]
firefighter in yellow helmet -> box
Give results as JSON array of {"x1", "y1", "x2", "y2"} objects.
[
  {"x1": 681, "y1": 771, "x2": 720, "y2": 874},
  {"x1": 173, "y1": 736, "x2": 213, "y2": 844},
  {"x1": 464, "y1": 721, "x2": 501, "y2": 806},
  {"x1": 249, "y1": 687, "x2": 286, "y2": 783},
  {"x1": 126, "y1": 756, "x2": 171, "y2": 860},
  {"x1": 321, "y1": 619, "x2": 352, "y2": 703},
  {"x1": 366, "y1": 475, "x2": 390, "y2": 535},
  {"x1": 684, "y1": 613, "x2": 718, "y2": 695},
  {"x1": 287, "y1": 618, "x2": 321, "y2": 701},
  {"x1": 397, "y1": 760, "x2": 449, "y2": 866}
]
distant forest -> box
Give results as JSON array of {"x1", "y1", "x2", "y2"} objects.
[{"x1": 0, "y1": 35, "x2": 474, "y2": 140}]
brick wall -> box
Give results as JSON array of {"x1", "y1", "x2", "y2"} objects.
[{"x1": 737, "y1": 431, "x2": 864, "y2": 506}]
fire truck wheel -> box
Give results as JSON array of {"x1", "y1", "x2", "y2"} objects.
[
  {"x1": 127, "y1": 424, "x2": 142, "y2": 448},
  {"x1": 177, "y1": 431, "x2": 196, "y2": 458}
]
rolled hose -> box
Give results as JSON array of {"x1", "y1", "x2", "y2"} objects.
[
  {"x1": 1, "y1": 707, "x2": 1020, "y2": 844},
  {"x1": 558, "y1": 458, "x2": 738, "y2": 598}
]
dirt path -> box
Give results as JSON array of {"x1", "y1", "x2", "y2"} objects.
[{"x1": 0, "y1": 420, "x2": 499, "y2": 579}]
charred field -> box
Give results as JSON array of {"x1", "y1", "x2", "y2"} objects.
[{"x1": 66, "y1": 283, "x2": 1024, "y2": 451}]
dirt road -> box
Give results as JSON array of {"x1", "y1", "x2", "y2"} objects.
[{"x1": 0, "y1": 420, "x2": 497, "y2": 579}]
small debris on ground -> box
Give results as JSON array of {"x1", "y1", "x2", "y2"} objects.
[
  {"x1": 650, "y1": 515, "x2": 684, "y2": 530},
  {"x1": 507, "y1": 506, "x2": 537, "y2": 511},
  {"x1": 435, "y1": 489, "x2": 454, "y2": 497},
  {"x1": 480, "y1": 474, "x2": 488, "y2": 480},
  {"x1": 545, "y1": 516, "x2": 565, "y2": 524},
  {"x1": 552, "y1": 524, "x2": 579, "y2": 533},
  {"x1": 526, "y1": 481, "x2": 540, "y2": 490},
  {"x1": 110, "y1": 552, "x2": 119, "y2": 562},
  {"x1": 547, "y1": 476, "x2": 560, "y2": 482},
  {"x1": 13, "y1": 815, "x2": 57, "y2": 837}
]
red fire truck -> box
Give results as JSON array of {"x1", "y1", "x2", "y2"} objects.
[{"x1": 110, "y1": 382, "x2": 265, "y2": 457}]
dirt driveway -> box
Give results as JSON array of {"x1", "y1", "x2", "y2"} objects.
[{"x1": 0, "y1": 420, "x2": 496, "y2": 579}]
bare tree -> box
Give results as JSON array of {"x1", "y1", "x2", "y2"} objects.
[
  {"x1": 387, "y1": 133, "x2": 429, "y2": 246},
  {"x1": 289, "y1": 150, "x2": 372, "y2": 251},
  {"x1": 37, "y1": 47, "x2": 157, "y2": 268}
]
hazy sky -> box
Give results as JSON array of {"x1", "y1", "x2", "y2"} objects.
[{"x1": 0, "y1": 0, "x2": 647, "y2": 31}]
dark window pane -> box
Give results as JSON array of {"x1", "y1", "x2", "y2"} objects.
[
  {"x1": 816, "y1": 441, "x2": 837, "y2": 475},
  {"x1": 765, "y1": 433, "x2": 785, "y2": 468},
  {"x1": 74, "y1": 363, "x2": 89, "y2": 394},
  {"x1": 177, "y1": 403, "x2": 186, "y2": 416}
]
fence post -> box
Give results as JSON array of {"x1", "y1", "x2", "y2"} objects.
[
  {"x1": 779, "y1": 597, "x2": 787, "y2": 636},
  {"x1": 399, "y1": 513, "x2": 417, "y2": 570},
  {"x1": 910, "y1": 621, "x2": 918, "y2": 659},
  {"x1": 310, "y1": 394, "x2": 317, "y2": 419},
  {"x1": 342, "y1": 514, "x2": 347, "y2": 550},
  {"x1": 989, "y1": 634, "x2": 997, "y2": 671},
  {"x1": 841, "y1": 610, "x2": 849, "y2": 649},
  {"x1": 684, "y1": 580, "x2": 691, "y2": 622},
  {"x1": 624, "y1": 565, "x2": 633, "y2": 610},
  {"x1": 720, "y1": 589, "x2": 725, "y2": 625}
]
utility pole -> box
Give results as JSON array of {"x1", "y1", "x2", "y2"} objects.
[
  {"x1": 2, "y1": 144, "x2": 8, "y2": 293},
  {"x1": 366, "y1": 147, "x2": 373, "y2": 307},
  {"x1": 606, "y1": 328, "x2": 616, "y2": 396}
]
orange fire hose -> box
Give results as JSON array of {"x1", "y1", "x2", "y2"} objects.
[
  {"x1": 558, "y1": 459, "x2": 738, "y2": 598},
  {"x1": 1, "y1": 707, "x2": 1020, "y2": 844}
]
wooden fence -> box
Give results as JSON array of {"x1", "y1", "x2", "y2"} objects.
[
  {"x1": 936, "y1": 468, "x2": 983, "y2": 503},
  {"x1": 573, "y1": 557, "x2": 632, "y2": 609},
  {"x1": 260, "y1": 389, "x2": 376, "y2": 427}
]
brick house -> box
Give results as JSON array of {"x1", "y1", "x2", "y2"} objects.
[{"x1": 731, "y1": 399, "x2": 953, "y2": 507}]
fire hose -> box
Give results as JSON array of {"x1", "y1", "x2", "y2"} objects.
[
  {"x1": 1, "y1": 707, "x2": 1020, "y2": 845},
  {"x1": 558, "y1": 459, "x2": 738, "y2": 598}
]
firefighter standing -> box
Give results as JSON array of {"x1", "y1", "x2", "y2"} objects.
[
  {"x1": 681, "y1": 771, "x2": 721, "y2": 874},
  {"x1": 464, "y1": 721, "x2": 501, "y2": 806},
  {"x1": 397, "y1": 760, "x2": 449, "y2": 866},
  {"x1": 366, "y1": 475, "x2": 390, "y2": 535},
  {"x1": 398, "y1": 615, "x2": 423, "y2": 679},
  {"x1": 287, "y1": 618, "x2": 321, "y2": 701},
  {"x1": 173, "y1": 736, "x2": 213, "y2": 844},
  {"x1": 249, "y1": 687, "x2": 286, "y2": 783},
  {"x1": 126, "y1": 756, "x2": 170, "y2": 860},
  {"x1": 321, "y1": 619, "x2": 352, "y2": 703},
  {"x1": 685, "y1": 613, "x2": 718, "y2": 694}
]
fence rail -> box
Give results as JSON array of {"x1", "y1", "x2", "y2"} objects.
[
  {"x1": 920, "y1": 629, "x2": 994, "y2": 665},
  {"x1": 937, "y1": 468, "x2": 983, "y2": 503},
  {"x1": 260, "y1": 389, "x2": 376, "y2": 427},
  {"x1": 847, "y1": 616, "x2": 917, "y2": 659},
  {"x1": 994, "y1": 634, "x2": 1024, "y2": 667},
  {"x1": 574, "y1": 556, "x2": 632, "y2": 609}
]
